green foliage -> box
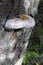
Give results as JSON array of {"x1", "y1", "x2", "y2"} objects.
[
  {"x1": 23, "y1": 26, "x2": 43, "y2": 65},
  {"x1": 36, "y1": 27, "x2": 43, "y2": 37},
  {"x1": 23, "y1": 51, "x2": 31, "y2": 65},
  {"x1": 23, "y1": 51, "x2": 39, "y2": 65}
]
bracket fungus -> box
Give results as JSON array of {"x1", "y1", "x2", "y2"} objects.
[{"x1": 5, "y1": 15, "x2": 35, "y2": 29}]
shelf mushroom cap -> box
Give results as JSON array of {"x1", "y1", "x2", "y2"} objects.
[{"x1": 5, "y1": 15, "x2": 35, "y2": 29}]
